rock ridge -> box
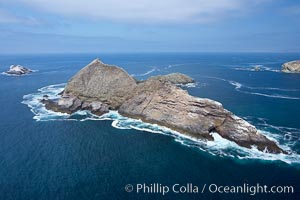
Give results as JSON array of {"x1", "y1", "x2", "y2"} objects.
[{"x1": 42, "y1": 59, "x2": 286, "y2": 154}]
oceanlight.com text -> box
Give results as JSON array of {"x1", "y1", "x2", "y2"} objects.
[{"x1": 124, "y1": 183, "x2": 294, "y2": 196}]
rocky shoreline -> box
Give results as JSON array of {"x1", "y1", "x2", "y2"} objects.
[{"x1": 41, "y1": 59, "x2": 285, "y2": 154}]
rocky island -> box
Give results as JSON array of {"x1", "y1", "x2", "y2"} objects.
[
  {"x1": 42, "y1": 59, "x2": 285, "y2": 154},
  {"x1": 148, "y1": 73, "x2": 195, "y2": 84},
  {"x1": 4, "y1": 65, "x2": 33, "y2": 75},
  {"x1": 282, "y1": 60, "x2": 300, "y2": 73}
]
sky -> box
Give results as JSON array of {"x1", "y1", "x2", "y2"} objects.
[{"x1": 0, "y1": 0, "x2": 300, "y2": 53}]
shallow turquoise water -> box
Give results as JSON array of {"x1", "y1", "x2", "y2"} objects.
[{"x1": 0, "y1": 53, "x2": 300, "y2": 199}]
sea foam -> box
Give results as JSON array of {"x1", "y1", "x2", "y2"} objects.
[
  {"x1": 232, "y1": 64, "x2": 280, "y2": 73},
  {"x1": 22, "y1": 83, "x2": 300, "y2": 165},
  {"x1": 1, "y1": 69, "x2": 39, "y2": 76},
  {"x1": 203, "y1": 76, "x2": 300, "y2": 100},
  {"x1": 131, "y1": 67, "x2": 158, "y2": 77}
]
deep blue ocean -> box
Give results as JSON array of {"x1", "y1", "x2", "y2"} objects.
[{"x1": 0, "y1": 53, "x2": 300, "y2": 200}]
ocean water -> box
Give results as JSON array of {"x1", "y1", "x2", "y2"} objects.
[{"x1": 0, "y1": 53, "x2": 300, "y2": 199}]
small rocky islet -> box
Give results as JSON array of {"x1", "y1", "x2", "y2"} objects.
[
  {"x1": 42, "y1": 59, "x2": 285, "y2": 154},
  {"x1": 282, "y1": 60, "x2": 300, "y2": 73},
  {"x1": 4, "y1": 65, "x2": 33, "y2": 75}
]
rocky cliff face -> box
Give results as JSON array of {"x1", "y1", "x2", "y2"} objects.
[
  {"x1": 43, "y1": 59, "x2": 285, "y2": 154},
  {"x1": 64, "y1": 59, "x2": 137, "y2": 109},
  {"x1": 119, "y1": 79, "x2": 283, "y2": 153},
  {"x1": 282, "y1": 60, "x2": 300, "y2": 73}
]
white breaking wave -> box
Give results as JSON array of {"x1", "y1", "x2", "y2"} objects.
[
  {"x1": 203, "y1": 76, "x2": 300, "y2": 100},
  {"x1": 164, "y1": 62, "x2": 206, "y2": 69},
  {"x1": 228, "y1": 82, "x2": 300, "y2": 100},
  {"x1": 176, "y1": 82, "x2": 209, "y2": 89},
  {"x1": 244, "y1": 116, "x2": 300, "y2": 143},
  {"x1": 1, "y1": 69, "x2": 38, "y2": 76},
  {"x1": 238, "y1": 91, "x2": 300, "y2": 100},
  {"x1": 229, "y1": 81, "x2": 242, "y2": 89},
  {"x1": 22, "y1": 83, "x2": 68, "y2": 121},
  {"x1": 176, "y1": 82, "x2": 198, "y2": 88},
  {"x1": 21, "y1": 83, "x2": 300, "y2": 165},
  {"x1": 131, "y1": 67, "x2": 158, "y2": 77},
  {"x1": 246, "y1": 87, "x2": 300, "y2": 92},
  {"x1": 232, "y1": 65, "x2": 280, "y2": 73}
]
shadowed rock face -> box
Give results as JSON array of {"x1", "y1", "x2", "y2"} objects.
[
  {"x1": 282, "y1": 60, "x2": 300, "y2": 73},
  {"x1": 43, "y1": 59, "x2": 285, "y2": 154}
]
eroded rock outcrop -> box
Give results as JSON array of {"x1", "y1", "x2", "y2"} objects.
[
  {"x1": 147, "y1": 73, "x2": 195, "y2": 84},
  {"x1": 282, "y1": 60, "x2": 300, "y2": 73},
  {"x1": 5, "y1": 65, "x2": 33, "y2": 75},
  {"x1": 42, "y1": 94, "x2": 109, "y2": 116},
  {"x1": 118, "y1": 79, "x2": 283, "y2": 153},
  {"x1": 42, "y1": 59, "x2": 285, "y2": 154},
  {"x1": 64, "y1": 59, "x2": 137, "y2": 109}
]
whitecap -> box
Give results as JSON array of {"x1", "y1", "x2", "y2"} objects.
[
  {"x1": 246, "y1": 87, "x2": 300, "y2": 92},
  {"x1": 228, "y1": 81, "x2": 242, "y2": 89},
  {"x1": 238, "y1": 91, "x2": 300, "y2": 100},
  {"x1": 131, "y1": 67, "x2": 158, "y2": 77},
  {"x1": 203, "y1": 76, "x2": 300, "y2": 100},
  {"x1": 1, "y1": 69, "x2": 39, "y2": 76},
  {"x1": 176, "y1": 82, "x2": 208, "y2": 89},
  {"x1": 227, "y1": 81, "x2": 300, "y2": 100},
  {"x1": 176, "y1": 82, "x2": 198, "y2": 88},
  {"x1": 232, "y1": 65, "x2": 280, "y2": 73},
  {"x1": 22, "y1": 83, "x2": 300, "y2": 165},
  {"x1": 22, "y1": 83, "x2": 67, "y2": 121},
  {"x1": 163, "y1": 62, "x2": 206, "y2": 69}
]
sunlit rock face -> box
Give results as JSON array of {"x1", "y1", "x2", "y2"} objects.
[
  {"x1": 42, "y1": 59, "x2": 285, "y2": 154},
  {"x1": 282, "y1": 60, "x2": 300, "y2": 73}
]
